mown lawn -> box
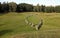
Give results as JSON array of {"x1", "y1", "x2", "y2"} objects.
[{"x1": 0, "y1": 12, "x2": 60, "y2": 38}]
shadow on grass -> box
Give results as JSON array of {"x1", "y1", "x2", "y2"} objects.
[
  {"x1": 0, "y1": 29, "x2": 13, "y2": 36},
  {"x1": 0, "y1": 24, "x2": 6, "y2": 26},
  {"x1": 0, "y1": 13, "x2": 5, "y2": 16}
]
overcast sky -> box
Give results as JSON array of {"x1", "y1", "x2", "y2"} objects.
[{"x1": 0, "y1": 0, "x2": 60, "y2": 6}]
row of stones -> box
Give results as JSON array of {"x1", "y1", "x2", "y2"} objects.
[{"x1": 25, "y1": 15, "x2": 43, "y2": 30}]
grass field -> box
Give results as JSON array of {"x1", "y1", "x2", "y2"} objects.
[{"x1": 0, "y1": 12, "x2": 60, "y2": 38}]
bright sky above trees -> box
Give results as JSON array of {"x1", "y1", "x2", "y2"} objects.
[{"x1": 0, "y1": 0, "x2": 60, "y2": 6}]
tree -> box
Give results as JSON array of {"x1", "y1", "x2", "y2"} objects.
[
  {"x1": 17, "y1": 3, "x2": 33, "y2": 12},
  {"x1": 1, "y1": 2, "x2": 9, "y2": 13},
  {"x1": 36, "y1": 4, "x2": 40, "y2": 12},
  {"x1": 33, "y1": 4, "x2": 40, "y2": 12},
  {"x1": 40, "y1": 5, "x2": 46, "y2": 12},
  {"x1": 55, "y1": 6, "x2": 60, "y2": 13},
  {"x1": 25, "y1": 4, "x2": 33, "y2": 12},
  {"x1": 8, "y1": 2, "x2": 17, "y2": 12},
  {"x1": 33, "y1": 6, "x2": 37, "y2": 12},
  {"x1": 45, "y1": 6, "x2": 55, "y2": 13},
  {"x1": 0, "y1": 2, "x2": 2, "y2": 13}
]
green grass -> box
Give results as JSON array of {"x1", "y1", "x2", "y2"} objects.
[{"x1": 0, "y1": 12, "x2": 60, "y2": 38}]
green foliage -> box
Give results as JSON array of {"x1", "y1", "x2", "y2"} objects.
[
  {"x1": 40, "y1": 5, "x2": 46, "y2": 12},
  {"x1": 0, "y1": 2, "x2": 2, "y2": 12},
  {"x1": 8, "y1": 2, "x2": 17, "y2": 12},
  {"x1": 45, "y1": 6, "x2": 55, "y2": 13},
  {"x1": 1, "y1": 2, "x2": 9, "y2": 13},
  {"x1": 36, "y1": 4, "x2": 40, "y2": 12},
  {"x1": 17, "y1": 3, "x2": 33, "y2": 12},
  {"x1": 55, "y1": 6, "x2": 60, "y2": 13},
  {"x1": 0, "y1": 2, "x2": 60, "y2": 13}
]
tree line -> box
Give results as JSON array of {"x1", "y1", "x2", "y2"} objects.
[{"x1": 0, "y1": 2, "x2": 60, "y2": 13}]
